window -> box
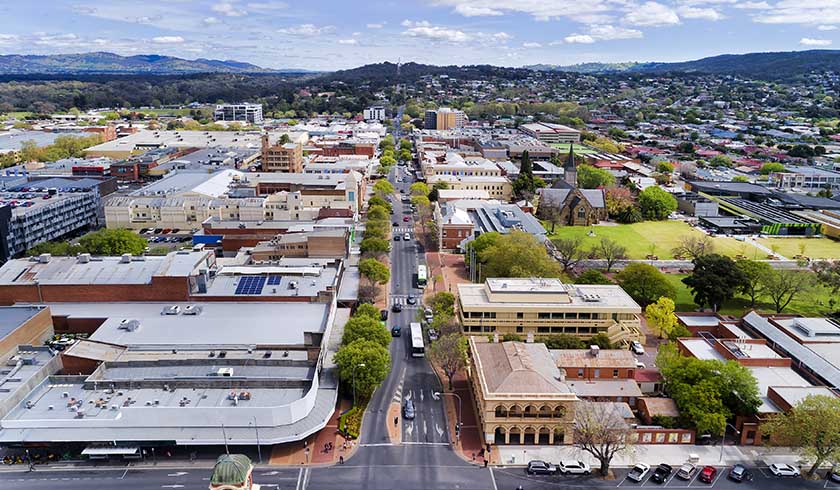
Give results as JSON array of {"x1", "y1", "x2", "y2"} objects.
[
  {"x1": 577, "y1": 208, "x2": 586, "y2": 219},
  {"x1": 593, "y1": 369, "x2": 600, "y2": 378},
  {"x1": 537, "y1": 327, "x2": 550, "y2": 333},
  {"x1": 516, "y1": 326, "x2": 523, "y2": 333},
  {"x1": 577, "y1": 368, "x2": 584, "y2": 377},
  {"x1": 579, "y1": 312, "x2": 592, "y2": 320},
  {"x1": 613, "y1": 369, "x2": 619, "y2": 378},
  {"x1": 538, "y1": 312, "x2": 551, "y2": 319},
  {"x1": 516, "y1": 312, "x2": 524, "y2": 319}
]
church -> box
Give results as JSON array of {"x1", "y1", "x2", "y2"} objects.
[{"x1": 537, "y1": 145, "x2": 608, "y2": 227}]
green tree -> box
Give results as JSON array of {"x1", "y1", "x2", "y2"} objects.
[
  {"x1": 587, "y1": 332, "x2": 612, "y2": 349},
  {"x1": 367, "y1": 195, "x2": 391, "y2": 213},
  {"x1": 428, "y1": 333, "x2": 467, "y2": 390},
  {"x1": 576, "y1": 269, "x2": 613, "y2": 285},
  {"x1": 379, "y1": 155, "x2": 397, "y2": 168},
  {"x1": 480, "y1": 231, "x2": 562, "y2": 279},
  {"x1": 596, "y1": 237, "x2": 627, "y2": 272},
  {"x1": 544, "y1": 334, "x2": 585, "y2": 349},
  {"x1": 764, "y1": 395, "x2": 840, "y2": 479},
  {"x1": 759, "y1": 269, "x2": 815, "y2": 313},
  {"x1": 363, "y1": 221, "x2": 388, "y2": 240},
  {"x1": 813, "y1": 260, "x2": 840, "y2": 294},
  {"x1": 577, "y1": 164, "x2": 616, "y2": 189},
  {"x1": 334, "y1": 339, "x2": 391, "y2": 400},
  {"x1": 409, "y1": 182, "x2": 430, "y2": 197},
  {"x1": 645, "y1": 297, "x2": 677, "y2": 339},
  {"x1": 342, "y1": 315, "x2": 391, "y2": 349},
  {"x1": 359, "y1": 238, "x2": 390, "y2": 257},
  {"x1": 428, "y1": 291, "x2": 456, "y2": 317},
  {"x1": 656, "y1": 161, "x2": 675, "y2": 174},
  {"x1": 77, "y1": 229, "x2": 147, "y2": 256},
  {"x1": 731, "y1": 175, "x2": 749, "y2": 183},
  {"x1": 379, "y1": 134, "x2": 395, "y2": 151},
  {"x1": 354, "y1": 303, "x2": 381, "y2": 320},
  {"x1": 736, "y1": 259, "x2": 772, "y2": 307},
  {"x1": 359, "y1": 258, "x2": 390, "y2": 287},
  {"x1": 616, "y1": 263, "x2": 676, "y2": 307},
  {"x1": 26, "y1": 241, "x2": 83, "y2": 257},
  {"x1": 709, "y1": 155, "x2": 733, "y2": 167},
  {"x1": 759, "y1": 162, "x2": 785, "y2": 175},
  {"x1": 574, "y1": 401, "x2": 635, "y2": 477},
  {"x1": 638, "y1": 186, "x2": 677, "y2": 220},
  {"x1": 682, "y1": 254, "x2": 746, "y2": 310},
  {"x1": 512, "y1": 150, "x2": 541, "y2": 199},
  {"x1": 366, "y1": 205, "x2": 389, "y2": 222},
  {"x1": 399, "y1": 148, "x2": 412, "y2": 162},
  {"x1": 372, "y1": 179, "x2": 394, "y2": 198}
]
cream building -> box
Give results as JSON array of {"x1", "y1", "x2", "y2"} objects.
[
  {"x1": 427, "y1": 175, "x2": 512, "y2": 201},
  {"x1": 458, "y1": 278, "x2": 644, "y2": 346},
  {"x1": 469, "y1": 337, "x2": 578, "y2": 445}
]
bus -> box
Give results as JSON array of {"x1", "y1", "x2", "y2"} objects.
[
  {"x1": 409, "y1": 322, "x2": 425, "y2": 358},
  {"x1": 417, "y1": 265, "x2": 427, "y2": 287}
]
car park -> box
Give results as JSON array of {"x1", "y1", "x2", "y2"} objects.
[
  {"x1": 402, "y1": 400, "x2": 415, "y2": 420},
  {"x1": 630, "y1": 341, "x2": 645, "y2": 355},
  {"x1": 558, "y1": 460, "x2": 591, "y2": 475},
  {"x1": 698, "y1": 466, "x2": 717, "y2": 483},
  {"x1": 676, "y1": 463, "x2": 696, "y2": 480},
  {"x1": 627, "y1": 463, "x2": 651, "y2": 482},
  {"x1": 728, "y1": 464, "x2": 753, "y2": 482},
  {"x1": 651, "y1": 463, "x2": 673, "y2": 483},
  {"x1": 526, "y1": 460, "x2": 557, "y2": 475},
  {"x1": 768, "y1": 463, "x2": 799, "y2": 477}
]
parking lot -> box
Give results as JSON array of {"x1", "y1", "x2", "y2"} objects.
[
  {"x1": 616, "y1": 465, "x2": 727, "y2": 488},
  {"x1": 136, "y1": 228, "x2": 195, "y2": 251}
]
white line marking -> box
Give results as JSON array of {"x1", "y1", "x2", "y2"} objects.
[
  {"x1": 295, "y1": 467, "x2": 303, "y2": 490},
  {"x1": 489, "y1": 467, "x2": 499, "y2": 490}
]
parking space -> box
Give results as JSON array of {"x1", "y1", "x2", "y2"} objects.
[{"x1": 616, "y1": 466, "x2": 729, "y2": 488}]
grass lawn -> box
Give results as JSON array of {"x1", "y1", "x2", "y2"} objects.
[
  {"x1": 757, "y1": 237, "x2": 840, "y2": 260},
  {"x1": 664, "y1": 273, "x2": 836, "y2": 317},
  {"x1": 546, "y1": 221, "x2": 748, "y2": 260}
]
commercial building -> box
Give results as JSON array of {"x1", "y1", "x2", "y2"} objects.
[
  {"x1": 0, "y1": 306, "x2": 53, "y2": 359},
  {"x1": 468, "y1": 337, "x2": 578, "y2": 445},
  {"x1": 427, "y1": 175, "x2": 511, "y2": 201},
  {"x1": 519, "y1": 123, "x2": 581, "y2": 144},
  {"x1": 149, "y1": 148, "x2": 260, "y2": 176},
  {"x1": 436, "y1": 200, "x2": 546, "y2": 251},
  {"x1": 249, "y1": 229, "x2": 349, "y2": 260},
  {"x1": 199, "y1": 216, "x2": 353, "y2": 253},
  {"x1": 84, "y1": 130, "x2": 307, "y2": 159},
  {"x1": 424, "y1": 108, "x2": 466, "y2": 130},
  {"x1": 261, "y1": 135, "x2": 303, "y2": 173},
  {"x1": 214, "y1": 103, "x2": 264, "y2": 125},
  {"x1": 457, "y1": 278, "x2": 644, "y2": 345},
  {"x1": 363, "y1": 106, "x2": 386, "y2": 122},
  {"x1": 551, "y1": 347, "x2": 644, "y2": 406},
  {"x1": 770, "y1": 165, "x2": 840, "y2": 192}
]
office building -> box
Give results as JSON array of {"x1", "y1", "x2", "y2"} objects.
[
  {"x1": 436, "y1": 200, "x2": 546, "y2": 251},
  {"x1": 261, "y1": 135, "x2": 303, "y2": 173},
  {"x1": 363, "y1": 106, "x2": 386, "y2": 122},
  {"x1": 85, "y1": 130, "x2": 307, "y2": 159},
  {"x1": 457, "y1": 278, "x2": 644, "y2": 345},
  {"x1": 424, "y1": 108, "x2": 466, "y2": 130},
  {"x1": 519, "y1": 123, "x2": 581, "y2": 144},
  {"x1": 770, "y1": 165, "x2": 840, "y2": 192},
  {"x1": 214, "y1": 103, "x2": 264, "y2": 125}
]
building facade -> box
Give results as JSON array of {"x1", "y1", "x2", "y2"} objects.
[
  {"x1": 261, "y1": 135, "x2": 303, "y2": 173},
  {"x1": 214, "y1": 104, "x2": 264, "y2": 125},
  {"x1": 424, "y1": 108, "x2": 466, "y2": 130},
  {"x1": 363, "y1": 106, "x2": 386, "y2": 122}
]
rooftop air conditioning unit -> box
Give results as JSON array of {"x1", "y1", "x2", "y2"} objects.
[
  {"x1": 118, "y1": 319, "x2": 140, "y2": 332},
  {"x1": 162, "y1": 305, "x2": 180, "y2": 315},
  {"x1": 590, "y1": 345, "x2": 600, "y2": 357},
  {"x1": 77, "y1": 253, "x2": 91, "y2": 264},
  {"x1": 183, "y1": 305, "x2": 202, "y2": 315},
  {"x1": 120, "y1": 253, "x2": 132, "y2": 264},
  {"x1": 38, "y1": 253, "x2": 51, "y2": 264}
]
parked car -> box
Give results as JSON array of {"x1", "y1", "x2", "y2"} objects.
[
  {"x1": 380, "y1": 310, "x2": 388, "y2": 321},
  {"x1": 424, "y1": 308, "x2": 434, "y2": 322},
  {"x1": 698, "y1": 466, "x2": 717, "y2": 483},
  {"x1": 630, "y1": 341, "x2": 645, "y2": 355},
  {"x1": 676, "y1": 463, "x2": 696, "y2": 480},
  {"x1": 526, "y1": 460, "x2": 557, "y2": 475},
  {"x1": 727, "y1": 464, "x2": 753, "y2": 482},
  {"x1": 651, "y1": 463, "x2": 673, "y2": 483},
  {"x1": 403, "y1": 216, "x2": 410, "y2": 222},
  {"x1": 558, "y1": 460, "x2": 591, "y2": 475},
  {"x1": 635, "y1": 360, "x2": 646, "y2": 369},
  {"x1": 391, "y1": 325, "x2": 402, "y2": 337},
  {"x1": 768, "y1": 464, "x2": 799, "y2": 478},
  {"x1": 627, "y1": 463, "x2": 651, "y2": 482},
  {"x1": 393, "y1": 222, "x2": 399, "y2": 227},
  {"x1": 829, "y1": 468, "x2": 840, "y2": 483},
  {"x1": 403, "y1": 232, "x2": 410, "y2": 240},
  {"x1": 427, "y1": 329, "x2": 439, "y2": 341},
  {"x1": 402, "y1": 400, "x2": 415, "y2": 420},
  {"x1": 394, "y1": 235, "x2": 401, "y2": 241}
]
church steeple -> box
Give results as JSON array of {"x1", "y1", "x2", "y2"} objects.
[{"x1": 564, "y1": 143, "x2": 577, "y2": 187}]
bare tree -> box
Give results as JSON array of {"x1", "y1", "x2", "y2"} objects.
[
  {"x1": 760, "y1": 269, "x2": 815, "y2": 313},
  {"x1": 552, "y1": 237, "x2": 587, "y2": 272},
  {"x1": 574, "y1": 401, "x2": 634, "y2": 477},
  {"x1": 540, "y1": 205, "x2": 563, "y2": 234},
  {"x1": 596, "y1": 237, "x2": 627, "y2": 272},
  {"x1": 671, "y1": 234, "x2": 715, "y2": 260}
]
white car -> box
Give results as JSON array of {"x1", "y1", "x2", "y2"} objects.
[
  {"x1": 630, "y1": 341, "x2": 645, "y2": 356},
  {"x1": 627, "y1": 463, "x2": 651, "y2": 482},
  {"x1": 404, "y1": 232, "x2": 411, "y2": 240},
  {"x1": 559, "y1": 460, "x2": 591, "y2": 475},
  {"x1": 635, "y1": 359, "x2": 646, "y2": 369},
  {"x1": 768, "y1": 464, "x2": 800, "y2": 477}
]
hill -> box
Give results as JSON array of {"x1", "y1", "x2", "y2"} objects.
[{"x1": 0, "y1": 52, "x2": 301, "y2": 75}]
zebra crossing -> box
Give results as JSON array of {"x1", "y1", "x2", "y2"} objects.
[
  {"x1": 390, "y1": 295, "x2": 419, "y2": 307},
  {"x1": 392, "y1": 227, "x2": 413, "y2": 233}
]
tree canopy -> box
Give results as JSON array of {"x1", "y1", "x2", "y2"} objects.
[
  {"x1": 682, "y1": 254, "x2": 746, "y2": 310},
  {"x1": 577, "y1": 164, "x2": 616, "y2": 189},
  {"x1": 76, "y1": 229, "x2": 148, "y2": 256},
  {"x1": 342, "y1": 315, "x2": 391, "y2": 349},
  {"x1": 638, "y1": 186, "x2": 677, "y2": 220},
  {"x1": 334, "y1": 339, "x2": 391, "y2": 400},
  {"x1": 616, "y1": 263, "x2": 676, "y2": 307},
  {"x1": 645, "y1": 297, "x2": 677, "y2": 339},
  {"x1": 764, "y1": 395, "x2": 840, "y2": 478},
  {"x1": 479, "y1": 231, "x2": 561, "y2": 279},
  {"x1": 359, "y1": 258, "x2": 390, "y2": 287}
]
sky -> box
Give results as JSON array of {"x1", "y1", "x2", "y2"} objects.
[{"x1": 0, "y1": 0, "x2": 838, "y2": 70}]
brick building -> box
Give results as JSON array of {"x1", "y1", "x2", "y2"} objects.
[{"x1": 261, "y1": 135, "x2": 303, "y2": 173}]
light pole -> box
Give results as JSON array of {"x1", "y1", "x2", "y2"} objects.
[
  {"x1": 434, "y1": 391, "x2": 462, "y2": 440},
  {"x1": 251, "y1": 416, "x2": 262, "y2": 464},
  {"x1": 720, "y1": 422, "x2": 740, "y2": 462},
  {"x1": 352, "y1": 363, "x2": 366, "y2": 407}
]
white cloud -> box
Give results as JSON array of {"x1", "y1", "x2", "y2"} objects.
[
  {"x1": 246, "y1": 2, "x2": 288, "y2": 10},
  {"x1": 276, "y1": 24, "x2": 335, "y2": 36},
  {"x1": 678, "y1": 6, "x2": 724, "y2": 20},
  {"x1": 564, "y1": 34, "x2": 596, "y2": 43},
  {"x1": 402, "y1": 23, "x2": 471, "y2": 42},
  {"x1": 800, "y1": 37, "x2": 832, "y2": 45},
  {"x1": 754, "y1": 0, "x2": 840, "y2": 25},
  {"x1": 624, "y1": 2, "x2": 680, "y2": 26},
  {"x1": 453, "y1": 4, "x2": 504, "y2": 16},
  {"x1": 152, "y1": 36, "x2": 186, "y2": 44},
  {"x1": 522, "y1": 41, "x2": 542, "y2": 47},
  {"x1": 366, "y1": 23, "x2": 384, "y2": 29},
  {"x1": 818, "y1": 24, "x2": 838, "y2": 30},
  {"x1": 338, "y1": 39, "x2": 358, "y2": 45},
  {"x1": 733, "y1": 1, "x2": 770, "y2": 8},
  {"x1": 211, "y1": 2, "x2": 247, "y2": 17},
  {"x1": 203, "y1": 16, "x2": 221, "y2": 25}
]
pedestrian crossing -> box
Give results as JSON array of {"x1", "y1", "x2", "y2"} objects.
[
  {"x1": 390, "y1": 295, "x2": 420, "y2": 307},
  {"x1": 392, "y1": 227, "x2": 413, "y2": 233}
]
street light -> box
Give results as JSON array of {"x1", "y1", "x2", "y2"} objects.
[
  {"x1": 434, "y1": 391, "x2": 462, "y2": 440},
  {"x1": 352, "y1": 363, "x2": 366, "y2": 407},
  {"x1": 720, "y1": 422, "x2": 740, "y2": 462}
]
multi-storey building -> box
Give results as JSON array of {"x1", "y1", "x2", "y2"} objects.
[
  {"x1": 363, "y1": 106, "x2": 386, "y2": 121},
  {"x1": 770, "y1": 165, "x2": 840, "y2": 192},
  {"x1": 424, "y1": 108, "x2": 466, "y2": 130},
  {"x1": 519, "y1": 123, "x2": 581, "y2": 144},
  {"x1": 261, "y1": 135, "x2": 303, "y2": 173},
  {"x1": 457, "y1": 278, "x2": 644, "y2": 345},
  {"x1": 214, "y1": 103, "x2": 264, "y2": 124}
]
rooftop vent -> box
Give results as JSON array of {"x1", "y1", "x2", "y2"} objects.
[
  {"x1": 589, "y1": 345, "x2": 600, "y2": 357},
  {"x1": 183, "y1": 305, "x2": 202, "y2": 316},
  {"x1": 77, "y1": 253, "x2": 91, "y2": 264},
  {"x1": 38, "y1": 253, "x2": 51, "y2": 264},
  {"x1": 120, "y1": 253, "x2": 132, "y2": 264},
  {"x1": 161, "y1": 305, "x2": 180, "y2": 316},
  {"x1": 118, "y1": 319, "x2": 140, "y2": 332}
]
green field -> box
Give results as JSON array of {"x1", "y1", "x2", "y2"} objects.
[
  {"x1": 664, "y1": 273, "x2": 835, "y2": 317},
  {"x1": 546, "y1": 221, "x2": 751, "y2": 260},
  {"x1": 757, "y1": 237, "x2": 840, "y2": 260}
]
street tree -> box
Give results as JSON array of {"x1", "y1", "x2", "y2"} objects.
[
  {"x1": 368, "y1": 195, "x2": 391, "y2": 213},
  {"x1": 366, "y1": 205, "x2": 389, "y2": 222},
  {"x1": 638, "y1": 186, "x2": 677, "y2": 220},
  {"x1": 354, "y1": 303, "x2": 380, "y2": 320},
  {"x1": 428, "y1": 291, "x2": 456, "y2": 317},
  {"x1": 764, "y1": 395, "x2": 840, "y2": 479},
  {"x1": 334, "y1": 339, "x2": 390, "y2": 399},
  {"x1": 372, "y1": 179, "x2": 394, "y2": 197},
  {"x1": 573, "y1": 401, "x2": 635, "y2": 477},
  {"x1": 427, "y1": 333, "x2": 467, "y2": 390},
  {"x1": 551, "y1": 237, "x2": 587, "y2": 272},
  {"x1": 359, "y1": 237, "x2": 390, "y2": 257},
  {"x1": 671, "y1": 234, "x2": 715, "y2": 260},
  {"x1": 616, "y1": 263, "x2": 676, "y2": 307},
  {"x1": 399, "y1": 148, "x2": 412, "y2": 162},
  {"x1": 480, "y1": 231, "x2": 562, "y2": 279},
  {"x1": 409, "y1": 182, "x2": 429, "y2": 196},
  {"x1": 359, "y1": 258, "x2": 390, "y2": 288},
  {"x1": 645, "y1": 297, "x2": 677, "y2": 339},
  {"x1": 576, "y1": 269, "x2": 613, "y2": 285},
  {"x1": 577, "y1": 164, "x2": 616, "y2": 189},
  {"x1": 736, "y1": 259, "x2": 772, "y2": 307},
  {"x1": 682, "y1": 254, "x2": 746, "y2": 311},
  {"x1": 596, "y1": 237, "x2": 627, "y2": 272},
  {"x1": 342, "y1": 315, "x2": 391, "y2": 349},
  {"x1": 364, "y1": 220, "x2": 388, "y2": 240},
  {"x1": 759, "y1": 269, "x2": 815, "y2": 313}
]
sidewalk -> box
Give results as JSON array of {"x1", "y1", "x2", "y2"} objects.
[
  {"x1": 268, "y1": 398, "x2": 356, "y2": 466},
  {"x1": 495, "y1": 444, "x2": 814, "y2": 468},
  {"x1": 437, "y1": 369, "x2": 488, "y2": 466}
]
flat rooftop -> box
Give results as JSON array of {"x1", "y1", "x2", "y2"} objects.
[
  {"x1": 680, "y1": 338, "x2": 725, "y2": 360},
  {"x1": 774, "y1": 317, "x2": 840, "y2": 343},
  {"x1": 566, "y1": 379, "x2": 642, "y2": 398},
  {"x1": 0, "y1": 251, "x2": 212, "y2": 286},
  {"x1": 129, "y1": 169, "x2": 244, "y2": 198},
  {"x1": 551, "y1": 349, "x2": 637, "y2": 368},
  {"x1": 199, "y1": 266, "x2": 338, "y2": 299},
  {"x1": 750, "y1": 366, "x2": 812, "y2": 413},
  {"x1": 459, "y1": 281, "x2": 641, "y2": 312},
  {"x1": 0, "y1": 347, "x2": 56, "y2": 407},
  {"x1": 676, "y1": 314, "x2": 723, "y2": 328},
  {"x1": 0, "y1": 306, "x2": 46, "y2": 341},
  {"x1": 43, "y1": 302, "x2": 329, "y2": 347},
  {"x1": 85, "y1": 130, "x2": 307, "y2": 154}
]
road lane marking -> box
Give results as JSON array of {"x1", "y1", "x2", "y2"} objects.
[
  {"x1": 489, "y1": 467, "x2": 498, "y2": 490},
  {"x1": 295, "y1": 467, "x2": 303, "y2": 490}
]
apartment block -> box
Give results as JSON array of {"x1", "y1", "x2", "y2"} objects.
[
  {"x1": 214, "y1": 103, "x2": 264, "y2": 124},
  {"x1": 261, "y1": 135, "x2": 303, "y2": 173},
  {"x1": 424, "y1": 108, "x2": 466, "y2": 130},
  {"x1": 363, "y1": 106, "x2": 386, "y2": 121}
]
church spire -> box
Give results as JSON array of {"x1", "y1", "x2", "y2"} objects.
[
  {"x1": 565, "y1": 143, "x2": 576, "y2": 171},
  {"x1": 563, "y1": 143, "x2": 578, "y2": 187}
]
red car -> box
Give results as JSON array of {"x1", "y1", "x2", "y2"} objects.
[
  {"x1": 699, "y1": 466, "x2": 717, "y2": 483},
  {"x1": 402, "y1": 216, "x2": 410, "y2": 222}
]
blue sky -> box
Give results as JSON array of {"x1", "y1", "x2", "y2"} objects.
[{"x1": 0, "y1": 0, "x2": 837, "y2": 70}]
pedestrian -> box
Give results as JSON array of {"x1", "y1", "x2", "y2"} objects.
[
  {"x1": 483, "y1": 459, "x2": 488, "y2": 468},
  {"x1": 339, "y1": 455, "x2": 344, "y2": 465},
  {"x1": 472, "y1": 452, "x2": 475, "y2": 461}
]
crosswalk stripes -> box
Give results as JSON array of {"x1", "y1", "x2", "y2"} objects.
[
  {"x1": 392, "y1": 227, "x2": 413, "y2": 233},
  {"x1": 390, "y1": 295, "x2": 419, "y2": 307}
]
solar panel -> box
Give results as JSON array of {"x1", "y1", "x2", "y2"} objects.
[
  {"x1": 267, "y1": 275, "x2": 282, "y2": 285},
  {"x1": 235, "y1": 276, "x2": 266, "y2": 295}
]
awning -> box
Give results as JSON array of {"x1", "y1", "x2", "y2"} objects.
[{"x1": 82, "y1": 446, "x2": 140, "y2": 456}]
